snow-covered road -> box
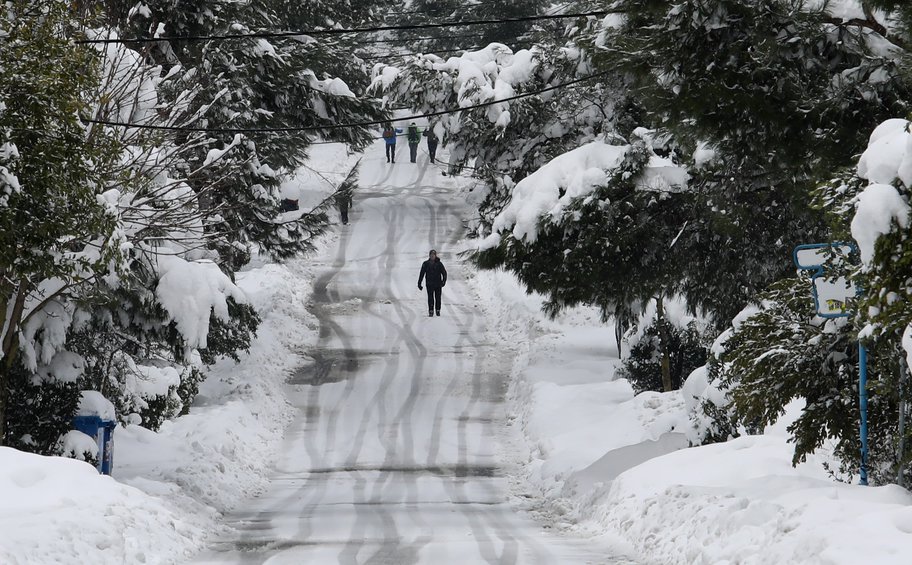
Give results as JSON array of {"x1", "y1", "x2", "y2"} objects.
[{"x1": 191, "y1": 148, "x2": 632, "y2": 564}]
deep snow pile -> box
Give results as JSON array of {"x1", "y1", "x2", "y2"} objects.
[
  {"x1": 469, "y1": 266, "x2": 912, "y2": 564},
  {"x1": 0, "y1": 447, "x2": 200, "y2": 564}
]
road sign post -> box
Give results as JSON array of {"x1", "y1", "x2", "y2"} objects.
[{"x1": 794, "y1": 243, "x2": 867, "y2": 485}]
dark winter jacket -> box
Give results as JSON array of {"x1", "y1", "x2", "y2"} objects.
[
  {"x1": 424, "y1": 130, "x2": 438, "y2": 148},
  {"x1": 407, "y1": 125, "x2": 421, "y2": 144},
  {"x1": 418, "y1": 258, "x2": 447, "y2": 289}
]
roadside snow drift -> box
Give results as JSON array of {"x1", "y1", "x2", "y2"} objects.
[{"x1": 0, "y1": 447, "x2": 200, "y2": 565}]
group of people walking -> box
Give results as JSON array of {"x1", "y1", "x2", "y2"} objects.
[
  {"x1": 382, "y1": 122, "x2": 438, "y2": 164},
  {"x1": 340, "y1": 125, "x2": 450, "y2": 316}
]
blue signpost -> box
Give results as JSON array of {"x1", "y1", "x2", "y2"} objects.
[{"x1": 793, "y1": 243, "x2": 868, "y2": 486}]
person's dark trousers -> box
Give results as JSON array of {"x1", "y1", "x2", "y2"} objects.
[
  {"x1": 409, "y1": 143, "x2": 418, "y2": 163},
  {"x1": 426, "y1": 287, "x2": 441, "y2": 315},
  {"x1": 428, "y1": 143, "x2": 438, "y2": 163},
  {"x1": 385, "y1": 143, "x2": 396, "y2": 162}
]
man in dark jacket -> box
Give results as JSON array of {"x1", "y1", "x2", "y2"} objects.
[
  {"x1": 407, "y1": 122, "x2": 421, "y2": 163},
  {"x1": 423, "y1": 126, "x2": 439, "y2": 164},
  {"x1": 418, "y1": 249, "x2": 447, "y2": 317},
  {"x1": 335, "y1": 189, "x2": 352, "y2": 225}
]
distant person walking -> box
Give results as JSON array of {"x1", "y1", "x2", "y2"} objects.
[
  {"x1": 407, "y1": 122, "x2": 421, "y2": 163},
  {"x1": 335, "y1": 189, "x2": 352, "y2": 225},
  {"x1": 417, "y1": 249, "x2": 447, "y2": 317},
  {"x1": 382, "y1": 124, "x2": 401, "y2": 163},
  {"x1": 424, "y1": 126, "x2": 439, "y2": 164}
]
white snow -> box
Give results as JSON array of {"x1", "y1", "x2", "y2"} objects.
[
  {"x1": 852, "y1": 118, "x2": 912, "y2": 265},
  {"x1": 0, "y1": 447, "x2": 199, "y2": 565},
  {"x1": 59, "y1": 430, "x2": 99, "y2": 460},
  {"x1": 851, "y1": 183, "x2": 910, "y2": 265},
  {"x1": 481, "y1": 141, "x2": 628, "y2": 246},
  {"x1": 857, "y1": 118, "x2": 912, "y2": 186},
  {"x1": 904, "y1": 325, "x2": 912, "y2": 376},
  {"x1": 154, "y1": 254, "x2": 247, "y2": 352},
  {"x1": 78, "y1": 390, "x2": 117, "y2": 420}
]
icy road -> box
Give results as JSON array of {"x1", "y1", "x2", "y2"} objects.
[{"x1": 192, "y1": 145, "x2": 634, "y2": 565}]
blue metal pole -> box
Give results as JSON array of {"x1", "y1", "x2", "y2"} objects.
[{"x1": 859, "y1": 342, "x2": 869, "y2": 486}]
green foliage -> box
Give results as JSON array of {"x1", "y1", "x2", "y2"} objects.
[
  {"x1": 474, "y1": 137, "x2": 687, "y2": 322},
  {"x1": 592, "y1": 0, "x2": 912, "y2": 323},
  {"x1": 621, "y1": 319, "x2": 709, "y2": 394},
  {"x1": 709, "y1": 277, "x2": 912, "y2": 483},
  {"x1": 199, "y1": 299, "x2": 261, "y2": 365},
  {"x1": 3, "y1": 364, "x2": 81, "y2": 456},
  {"x1": 0, "y1": 1, "x2": 122, "y2": 287}
]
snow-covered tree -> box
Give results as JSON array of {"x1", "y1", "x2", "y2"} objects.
[
  {"x1": 589, "y1": 0, "x2": 912, "y2": 324},
  {"x1": 372, "y1": 34, "x2": 632, "y2": 227},
  {"x1": 473, "y1": 132, "x2": 693, "y2": 390},
  {"x1": 95, "y1": 0, "x2": 387, "y2": 268},
  {"x1": 0, "y1": 1, "x2": 127, "y2": 447}
]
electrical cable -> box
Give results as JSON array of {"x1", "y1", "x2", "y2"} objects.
[
  {"x1": 74, "y1": 10, "x2": 613, "y2": 45},
  {"x1": 356, "y1": 33, "x2": 485, "y2": 45},
  {"x1": 81, "y1": 69, "x2": 612, "y2": 134}
]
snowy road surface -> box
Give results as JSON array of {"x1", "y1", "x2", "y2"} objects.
[{"x1": 192, "y1": 147, "x2": 633, "y2": 565}]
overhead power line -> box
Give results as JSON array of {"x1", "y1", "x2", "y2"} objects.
[
  {"x1": 75, "y1": 10, "x2": 613, "y2": 45},
  {"x1": 82, "y1": 69, "x2": 612, "y2": 134}
]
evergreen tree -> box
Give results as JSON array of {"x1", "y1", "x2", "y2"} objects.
[
  {"x1": 96, "y1": 0, "x2": 387, "y2": 269},
  {"x1": 0, "y1": 1, "x2": 125, "y2": 444},
  {"x1": 591, "y1": 0, "x2": 912, "y2": 324}
]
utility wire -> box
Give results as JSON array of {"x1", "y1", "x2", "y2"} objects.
[
  {"x1": 82, "y1": 69, "x2": 612, "y2": 134},
  {"x1": 74, "y1": 10, "x2": 613, "y2": 45},
  {"x1": 356, "y1": 33, "x2": 485, "y2": 45}
]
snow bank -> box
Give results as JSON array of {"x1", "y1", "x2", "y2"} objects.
[
  {"x1": 591, "y1": 435, "x2": 912, "y2": 565},
  {"x1": 117, "y1": 251, "x2": 324, "y2": 516},
  {"x1": 851, "y1": 183, "x2": 910, "y2": 264},
  {"x1": 0, "y1": 249, "x2": 327, "y2": 565},
  {"x1": 0, "y1": 447, "x2": 199, "y2": 565}
]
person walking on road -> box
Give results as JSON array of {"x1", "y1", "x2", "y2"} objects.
[
  {"x1": 418, "y1": 249, "x2": 447, "y2": 317},
  {"x1": 424, "y1": 126, "x2": 439, "y2": 164},
  {"x1": 335, "y1": 189, "x2": 352, "y2": 225},
  {"x1": 382, "y1": 124, "x2": 401, "y2": 163},
  {"x1": 407, "y1": 122, "x2": 421, "y2": 163}
]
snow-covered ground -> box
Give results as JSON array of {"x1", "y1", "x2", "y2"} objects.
[{"x1": 469, "y1": 268, "x2": 912, "y2": 564}]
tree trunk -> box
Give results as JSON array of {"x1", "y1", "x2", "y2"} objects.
[
  {"x1": 655, "y1": 295, "x2": 673, "y2": 393},
  {"x1": 615, "y1": 317, "x2": 624, "y2": 358},
  {"x1": 0, "y1": 285, "x2": 27, "y2": 446}
]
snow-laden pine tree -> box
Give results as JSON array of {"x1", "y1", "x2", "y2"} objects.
[
  {"x1": 591, "y1": 0, "x2": 912, "y2": 324},
  {"x1": 97, "y1": 0, "x2": 387, "y2": 269}
]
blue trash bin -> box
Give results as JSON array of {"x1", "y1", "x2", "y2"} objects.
[{"x1": 72, "y1": 414, "x2": 116, "y2": 475}]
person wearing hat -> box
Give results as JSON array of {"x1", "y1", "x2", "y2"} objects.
[
  {"x1": 407, "y1": 122, "x2": 421, "y2": 163},
  {"x1": 417, "y1": 249, "x2": 447, "y2": 317}
]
